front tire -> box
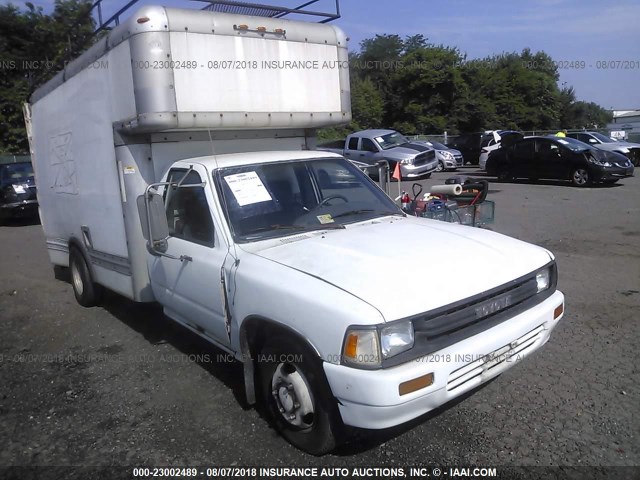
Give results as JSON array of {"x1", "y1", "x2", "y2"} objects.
[
  {"x1": 435, "y1": 161, "x2": 444, "y2": 172},
  {"x1": 69, "y1": 246, "x2": 103, "y2": 307},
  {"x1": 257, "y1": 336, "x2": 341, "y2": 455},
  {"x1": 571, "y1": 168, "x2": 590, "y2": 187}
]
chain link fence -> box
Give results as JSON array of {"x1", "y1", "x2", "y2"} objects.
[{"x1": 0, "y1": 155, "x2": 31, "y2": 164}]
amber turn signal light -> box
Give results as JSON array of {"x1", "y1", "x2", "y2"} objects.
[
  {"x1": 399, "y1": 373, "x2": 434, "y2": 396},
  {"x1": 554, "y1": 303, "x2": 564, "y2": 319}
]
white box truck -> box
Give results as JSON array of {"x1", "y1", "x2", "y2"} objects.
[{"x1": 25, "y1": 6, "x2": 565, "y2": 455}]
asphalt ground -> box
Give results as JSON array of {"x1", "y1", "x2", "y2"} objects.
[{"x1": 0, "y1": 168, "x2": 638, "y2": 476}]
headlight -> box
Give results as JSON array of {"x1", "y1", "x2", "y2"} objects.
[
  {"x1": 441, "y1": 151, "x2": 454, "y2": 160},
  {"x1": 380, "y1": 321, "x2": 414, "y2": 358},
  {"x1": 586, "y1": 155, "x2": 611, "y2": 167},
  {"x1": 342, "y1": 321, "x2": 415, "y2": 368},
  {"x1": 536, "y1": 267, "x2": 551, "y2": 293},
  {"x1": 400, "y1": 158, "x2": 412, "y2": 165}
]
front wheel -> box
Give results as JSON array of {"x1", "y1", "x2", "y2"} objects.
[
  {"x1": 435, "y1": 161, "x2": 444, "y2": 172},
  {"x1": 571, "y1": 168, "x2": 590, "y2": 187},
  {"x1": 257, "y1": 337, "x2": 341, "y2": 455}
]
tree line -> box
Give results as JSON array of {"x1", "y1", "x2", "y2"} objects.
[
  {"x1": 329, "y1": 34, "x2": 611, "y2": 139},
  {"x1": 0, "y1": 4, "x2": 612, "y2": 153}
]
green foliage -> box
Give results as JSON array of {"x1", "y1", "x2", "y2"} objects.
[
  {"x1": 349, "y1": 36, "x2": 611, "y2": 136},
  {"x1": 0, "y1": 0, "x2": 95, "y2": 154},
  {"x1": 350, "y1": 76, "x2": 384, "y2": 130}
]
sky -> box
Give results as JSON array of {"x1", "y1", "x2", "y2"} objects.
[{"x1": 4, "y1": 0, "x2": 639, "y2": 109}]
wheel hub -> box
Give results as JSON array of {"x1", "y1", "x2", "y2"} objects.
[
  {"x1": 71, "y1": 261, "x2": 84, "y2": 295},
  {"x1": 271, "y1": 363, "x2": 315, "y2": 428}
]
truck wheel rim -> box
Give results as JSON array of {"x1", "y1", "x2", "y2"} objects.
[
  {"x1": 271, "y1": 362, "x2": 315, "y2": 429},
  {"x1": 574, "y1": 169, "x2": 588, "y2": 185},
  {"x1": 71, "y1": 261, "x2": 84, "y2": 296}
]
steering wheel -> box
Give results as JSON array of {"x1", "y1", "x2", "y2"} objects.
[{"x1": 316, "y1": 194, "x2": 348, "y2": 208}]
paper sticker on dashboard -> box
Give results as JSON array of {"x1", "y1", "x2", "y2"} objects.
[
  {"x1": 317, "y1": 214, "x2": 335, "y2": 224},
  {"x1": 224, "y1": 171, "x2": 272, "y2": 206}
]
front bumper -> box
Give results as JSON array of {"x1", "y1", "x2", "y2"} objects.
[
  {"x1": 0, "y1": 199, "x2": 38, "y2": 217},
  {"x1": 323, "y1": 290, "x2": 564, "y2": 429},
  {"x1": 592, "y1": 166, "x2": 634, "y2": 181},
  {"x1": 401, "y1": 159, "x2": 437, "y2": 178}
]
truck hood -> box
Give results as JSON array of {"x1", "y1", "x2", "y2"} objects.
[
  {"x1": 382, "y1": 146, "x2": 427, "y2": 161},
  {"x1": 253, "y1": 217, "x2": 552, "y2": 321}
]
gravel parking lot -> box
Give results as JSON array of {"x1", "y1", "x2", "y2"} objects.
[{"x1": 0, "y1": 170, "x2": 638, "y2": 474}]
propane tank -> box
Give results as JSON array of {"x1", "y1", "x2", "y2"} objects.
[{"x1": 401, "y1": 192, "x2": 411, "y2": 211}]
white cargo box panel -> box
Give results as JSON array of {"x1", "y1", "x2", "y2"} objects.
[{"x1": 32, "y1": 6, "x2": 351, "y2": 133}]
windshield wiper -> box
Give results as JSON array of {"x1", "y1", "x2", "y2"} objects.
[
  {"x1": 332, "y1": 209, "x2": 404, "y2": 219},
  {"x1": 241, "y1": 223, "x2": 345, "y2": 239}
]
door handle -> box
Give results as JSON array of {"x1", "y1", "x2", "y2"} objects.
[
  {"x1": 359, "y1": 153, "x2": 365, "y2": 157},
  {"x1": 179, "y1": 255, "x2": 193, "y2": 262}
]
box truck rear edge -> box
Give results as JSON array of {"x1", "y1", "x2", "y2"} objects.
[{"x1": 24, "y1": 5, "x2": 564, "y2": 456}]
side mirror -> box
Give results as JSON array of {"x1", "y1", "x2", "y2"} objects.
[
  {"x1": 588, "y1": 138, "x2": 597, "y2": 144},
  {"x1": 137, "y1": 191, "x2": 170, "y2": 255}
]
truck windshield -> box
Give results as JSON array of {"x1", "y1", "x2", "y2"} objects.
[
  {"x1": 376, "y1": 132, "x2": 410, "y2": 150},
  {"x1": 216, "y1": 157, "x2": 403, "y2": 243}
]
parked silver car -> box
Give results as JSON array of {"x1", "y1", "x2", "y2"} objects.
[
  {"x1": 426, "y1": 141, "x2": 464, "y2": 171},
  {"x1": 566, "y1": 132, "x2": 640, "y2": 166}
]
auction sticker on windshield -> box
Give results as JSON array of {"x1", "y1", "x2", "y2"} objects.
[
  {"x1": 317, "y1": 214, "x2": 335, "y2": 224},
  {"x1": 224, "y1": 171, "x2": 272, "y2": 206}
]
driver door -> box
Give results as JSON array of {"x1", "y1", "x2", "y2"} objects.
[{"x1": 148, "y1": 166, "x2": 232, "y2": 347}]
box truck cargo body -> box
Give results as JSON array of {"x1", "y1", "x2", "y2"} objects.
[{"x1": 25, "y1": 6, "x2": 564, "y2": 455}]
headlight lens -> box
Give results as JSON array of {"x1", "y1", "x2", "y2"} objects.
[
  {"x1": 587, "y1": 155, "x2": 611, "y2": 167},
  {"x1": 380, "y1": 321, "x2": 414, "y2": 358},
  {"x1": 400, "y1": 158, "x2": 412, "y2": 165},
  {"x1": 536, "y1": 267, "x2": 551, "y2": 293},
  {"x1": 441, "y1": 151, "x2": 454, "y2": 160},
  {"x1": 342, "y1": 321, "x2": 416, "y2": 368}
]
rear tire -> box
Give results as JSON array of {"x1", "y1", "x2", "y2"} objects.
[
  {"x1": 571, "y1": 168, "x2": 590, "y2": 187},
  {"x1": 69, "y1": 246, "x2": 103, "y2": 307},
  {"x1": 497, "y1": 169, "x2": 514, "y2": 182},
  {"x1": 257, "y1": 336, "x2": 341, "y2": 455}
]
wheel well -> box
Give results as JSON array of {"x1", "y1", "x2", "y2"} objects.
[
  {"x1": 239, "y1": 316, "x2": 324, "y2": 406},
  {"x1": 241, "y1": 316, "x2": 322, "y2": 361}
]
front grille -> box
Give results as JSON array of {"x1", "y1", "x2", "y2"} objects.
[
  {"x1": 446, "y1": 325, "x2": 545, "y2": 391},
  {"x1": 413, "y1": 153, "x2": 427, "y2": 166},
  {"x1": 454, "y1": 154, "x2": 464, "y2": 166},
  {"x1": 413, "y1": 278, "x2": 538, "y2": 339},
  {"x1": 380, "y1": 262, "x2": 557, "y2": 368}
]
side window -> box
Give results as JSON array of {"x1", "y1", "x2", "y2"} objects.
[
  {"x1": 165, "y1": 170, "x2": 215, "y2": 247},
  {"x1": 576, "y1": 133, "x2": 589, "y2": 143},
  {"x1": 347, "y1": 137, "x2": 359, "y2": 150},
  {"x1": 514, "y1": 140, "x2": 535, "y2": 159},
  {"x1": 536, "y1": 140, "x2": 559, "y2": 157},
  {"x1": 361, "y1": 138, "x2": 378, "y2": 153}
]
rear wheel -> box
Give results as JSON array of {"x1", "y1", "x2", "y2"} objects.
[
  {"x1": 571, "y1": 168, "x2": 590, "y2": 187},
  {"x1": 257, "y1": 336, "x2": 341, "y2": 455},
  {"x1": 69, "y1": 246, "x2": 103, "y2": 307},
  {"x1": 497, "y1": 169, "x2": 514, "y2": 182}
]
